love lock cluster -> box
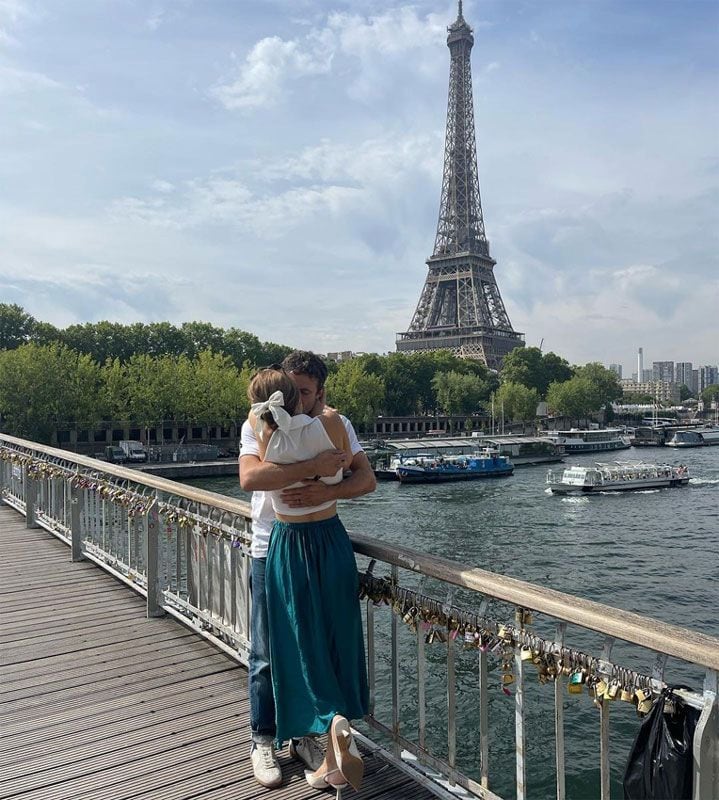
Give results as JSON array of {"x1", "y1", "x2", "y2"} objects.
[
  {"x1": 69, "y1": 474, "x2": 156, "y2": 517},
  {"x1": 359, "y1": 570, "x2": 655, "y2": 715}
]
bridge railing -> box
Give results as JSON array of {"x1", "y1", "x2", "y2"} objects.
[{"x1": 1, "y1": 433, "x2": 717, "y2": 800}]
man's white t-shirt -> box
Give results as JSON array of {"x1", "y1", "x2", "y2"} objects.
[{"x1": 239, "y1": 415, "x2": 363, "y2": 558}]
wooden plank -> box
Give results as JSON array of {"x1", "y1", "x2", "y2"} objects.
[
  {"x1": 0, "y1": 670, "x2": 242, "y2": 741},
  {"x1": 0, "y1": 484, "x2": 443, "y2": 800},
  {"x1": 1, "y1": 654, "x2": 235, "y2": 718}
]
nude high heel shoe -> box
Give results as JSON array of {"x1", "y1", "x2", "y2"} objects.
[
  {"x1": 330, "y1": 715, "x2": 364, "y2": 791},
  {"x1": 305, "y1": 738, "x2": 348, "y2": 794}
]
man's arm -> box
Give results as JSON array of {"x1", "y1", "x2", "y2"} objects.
[
  {"x1": 240, "y1": 450, "x2": 349, "y2": 492},
  {"x1": 279, "y1": 450, "x2": 376, "y2": 508}
]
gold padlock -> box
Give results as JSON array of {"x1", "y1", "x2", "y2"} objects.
[
  {"x1": 637, "y1": 698, "x2": 653, "y2": 715},
  {"x1": 607, "y1": 683, "x2": 619, "y2": 700},
  {"x1": 620, "y1": 687, "x2": 634, "y2": 703},
  {"x1": 520, "y1": 646, "x2": 533, "y2": 661},
  {"x1": 595, "y1": 680, "x2": 608, "y2": 697},
  {"x1": 502, "y1": 672, "x2": 515, "y2": 686},
  {"x1": 635, "y1": 688, "x2": 648, "y2": 703}
]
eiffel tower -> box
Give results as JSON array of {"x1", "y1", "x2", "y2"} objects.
[{"x1": 396, "y1": 1, "x2": 524, "y2": 370}]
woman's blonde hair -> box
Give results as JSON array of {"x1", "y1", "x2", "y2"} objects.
[{"x1": 247, "y1": 368, "x2": 300, "y2": 429}]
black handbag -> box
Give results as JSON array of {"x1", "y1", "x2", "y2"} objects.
[{"x1": 623, "y1": 687, "x2": 700, "y2": 800}]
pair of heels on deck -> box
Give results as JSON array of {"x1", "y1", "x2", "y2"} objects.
[{"x1": 305, "y1": 715, "x2": 364, "y2": 796}]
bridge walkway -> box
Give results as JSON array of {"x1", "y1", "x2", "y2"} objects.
[{"x1": 0, "y1": 505, "x2": 438, "y2": 800}]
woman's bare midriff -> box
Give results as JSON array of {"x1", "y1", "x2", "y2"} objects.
[{"x1": 276, "y1": 503, "x2": 338, "y2": 524}]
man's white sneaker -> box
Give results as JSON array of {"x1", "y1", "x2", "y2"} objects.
[
  {"x1": 251, "y1": 741, "x2": 282, "y2": 788},
  {"x1": 290, "y1": 736, "x2": 325, "y2": 772}
]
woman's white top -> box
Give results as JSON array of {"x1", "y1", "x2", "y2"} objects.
[{"x1": 264, "y1": 413, "x2": 343, "y2": 517}]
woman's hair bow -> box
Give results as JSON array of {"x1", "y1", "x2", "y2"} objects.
[{"x1": 250, "y1": 390, "x2": 292, "y2": 435}]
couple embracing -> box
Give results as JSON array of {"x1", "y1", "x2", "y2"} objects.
[{"x1": 239, "y1": 351, "x2": 376, "y2": 794}]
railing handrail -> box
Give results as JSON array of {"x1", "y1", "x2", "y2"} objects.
[
  {"x1": 0, "y1": 433, "x2": 251, "y2": 517},
  {"x1": 351, "y1": 533, "x2": 719, "y2": 671},
  {"x1": 3, "y1": 431, "x2": 718, "y2": 670}
]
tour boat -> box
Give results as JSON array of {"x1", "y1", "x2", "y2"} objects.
[
  {"x1": 542, "y1": 428, "x2": 631, "y2": 454},
  {"x1": 665, "y1": 427, "x2": 719, "y2": 448},
  {"x1": 395, "y1": 449, "x2": 514, "y2": 484},
  {"x1": 546, "y1": 462, "x2": 690, "y2": 494}
]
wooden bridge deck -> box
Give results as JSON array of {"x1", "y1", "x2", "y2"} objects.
[{"x1": 0, "y1": 505, "x2": 440, "y2": 800}]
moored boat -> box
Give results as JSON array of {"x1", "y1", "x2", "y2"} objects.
[
  {"x1": 542, "y1": 428, "x2": 632, "y2": 454},
  {"x1": 396, "y1": 449, "x2": 514, "y2": 484},
  {"x1": 665, "y1": 427, "x2": 719, "y2": 448},
  {"x1": 546, "y1": 461, "x2": 690, "y2": 494}
]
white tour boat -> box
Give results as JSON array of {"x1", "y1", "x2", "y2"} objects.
[
  {"x1": 546, "y1": 461, "x2": 690, "y2": 494},
  {"x1": 542, "y1": 428, "x2": 631, "y2": 454},
  {"x1": 665, "y1": 427, "x2": 719, "y2": 448}
]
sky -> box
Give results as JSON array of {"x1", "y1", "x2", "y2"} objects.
[{"x1": 1, "y1": 0, "x2": 717, "y2": 372}]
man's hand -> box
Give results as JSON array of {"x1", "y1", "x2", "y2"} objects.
[
  {"x1": 280, "y1": 481, "x2": 334, "y2": 508},
  {"x1": 311, "y1": 448, "x2": 349, "y2": 477}
]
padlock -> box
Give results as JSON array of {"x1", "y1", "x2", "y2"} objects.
[
  {"x1": 637, "y1": 697, "x2": 653, "y2": 715},
  {"x1": 607, "y1": 683, "x2": 619, "y2": 700},
  {"x1": 620, "y1": 687, "x2": 634, "y2": 703},
  {"x1": 568, "y1": 672, "x2": 584, "y2": 694},
  {"x1": 501, "y1": 672, "x2": 515, "y2": 686},
  {"x1": 520, "y1": 646, "x2": 533, "y2": 661},
  {"x1": 403, "y1": 606, "x2": 417, "y2": 624}
]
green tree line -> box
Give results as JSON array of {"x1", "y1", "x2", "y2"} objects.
[
  {"x1": 0, "y1": 304, "x2": 631, "y2": 441},
  {"x1": 0, "y1": 303, "x2": 291, "y2": 367}
]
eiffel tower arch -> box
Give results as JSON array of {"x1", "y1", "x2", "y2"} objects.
[{"x1": 396, "y1": 2, "x2": 524, "y2": 371}]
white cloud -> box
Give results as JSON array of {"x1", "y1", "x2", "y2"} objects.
[
  {"x1": 0, "y1": 0, "x2": 32, "y2": 47},
  {"x1": 0, "y1": 64, "x2": 61, "y2": 94},
  {"x1": 211, "y1": 5, "x2": 449, "y2": 111},
  {"x1": 211, "y1": 30, "x2": 334, "y2": 110}
]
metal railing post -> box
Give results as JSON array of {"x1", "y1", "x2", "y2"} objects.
[
  {"x1": 25, "y1": 474, "x2": 38, "y2": 528},
  {"x1": 146, "y1": 501, "x2": 165, "y2": 618},
  {"x1": 694, "y1": 670, "x2": 718, "y2": 800},
  {"x1": 70, "y1": 484, "x2": 84, "y2": 561}
]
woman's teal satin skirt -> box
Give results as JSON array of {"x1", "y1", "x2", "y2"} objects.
[{"x1": 266, "y1": 515, "x2": 369, "y2": 745}]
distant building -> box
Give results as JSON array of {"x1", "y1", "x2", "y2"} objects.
[
  {"x1": 675, "y1": 362, "x2": 693, "y2": 391},
  {"x1": 692, "y1": 369, "x2": 699, "y2": 394},
  {"x1": 609, "y1": 363, "x2": 623, "y2": 378},
  {"x1": 642, "y1": 369, "x2": 654, "y2": 382},
  {"x1": 637, "y1": 348, "x2": 644, "y2": 384},
  {"x1": 620, "y1": 380, "x2": 680, "y2": 404},
  {"x1": 326, "y1": 351, "x2": 364, "y2": 363},
  {"x1": 652, "y1": 361, "x2": 675, "y2": 383},
  {"x1": 698, "y1": 365, "x2": 719, "y2": 393}
]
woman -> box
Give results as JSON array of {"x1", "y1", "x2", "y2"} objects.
[{"x1": 247, "y1": 368, "x2": 368, "y2": 793}]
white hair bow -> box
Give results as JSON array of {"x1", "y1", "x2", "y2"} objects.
[{"x1": 251, "y1": 390, "x2": 292, "y2": 435}]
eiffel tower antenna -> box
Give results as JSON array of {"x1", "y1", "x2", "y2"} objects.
[{"x1": 396, "y1": 3, "x2": 524, "y2": 370}]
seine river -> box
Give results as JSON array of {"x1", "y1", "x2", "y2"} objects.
[{"x1": 192, "y1": 444, "x2": 718, "y2": 799}]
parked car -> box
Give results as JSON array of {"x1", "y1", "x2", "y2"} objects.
[{"x1": 105, "y1": 446, "x2": 127, "y2": 464}]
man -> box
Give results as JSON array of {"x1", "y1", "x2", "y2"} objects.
[{"x1": 239, "y1": 351, "x2": 376, "y2": 788}]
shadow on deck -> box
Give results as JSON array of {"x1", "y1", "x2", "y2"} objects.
[{"x1": 0, "y1": 505, "x2": 440, "y2": 800}]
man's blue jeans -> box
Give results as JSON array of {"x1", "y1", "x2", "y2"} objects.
[{"x1": 249, "y1": 557, "x2": 276, "y2": 743}]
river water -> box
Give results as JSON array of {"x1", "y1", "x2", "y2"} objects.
[{"x1": 192, "y1": 445, "x2": 719, "y2": 799}]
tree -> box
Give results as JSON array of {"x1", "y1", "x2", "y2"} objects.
[
  {"x1": 574, "y1": 362, "x2": 623, "y2": 408},
  {"x1": 0, "y1": 304, "x2": 36, "y2": 351},
  {"x1": 701, "y1": 385, "x2": 719, "y2": 405},
  {"x1": 326, "y1": 359, "x2": 386, "y2": 432},
  {"x1": 541, "y1": 352, "x2": 574, "y2": 392},
  {"x1": 678, "y1": 384, "x2": 693, "y2": 401},
  {"x1": 431, "y1": 371, "x2": 487, "y2": 415},
  {"x1": 500, "y1": 347, "x2": 573, "y2": 397},
  {"x1": 495, "y1": 382, "x2": 539, "y2": 422},
  {"x1": 546, "y1": 376, "x2": 601, "y2": 420},
  {"x1": 0, "y1": 343, "x2": 102, "y2": 441}
]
